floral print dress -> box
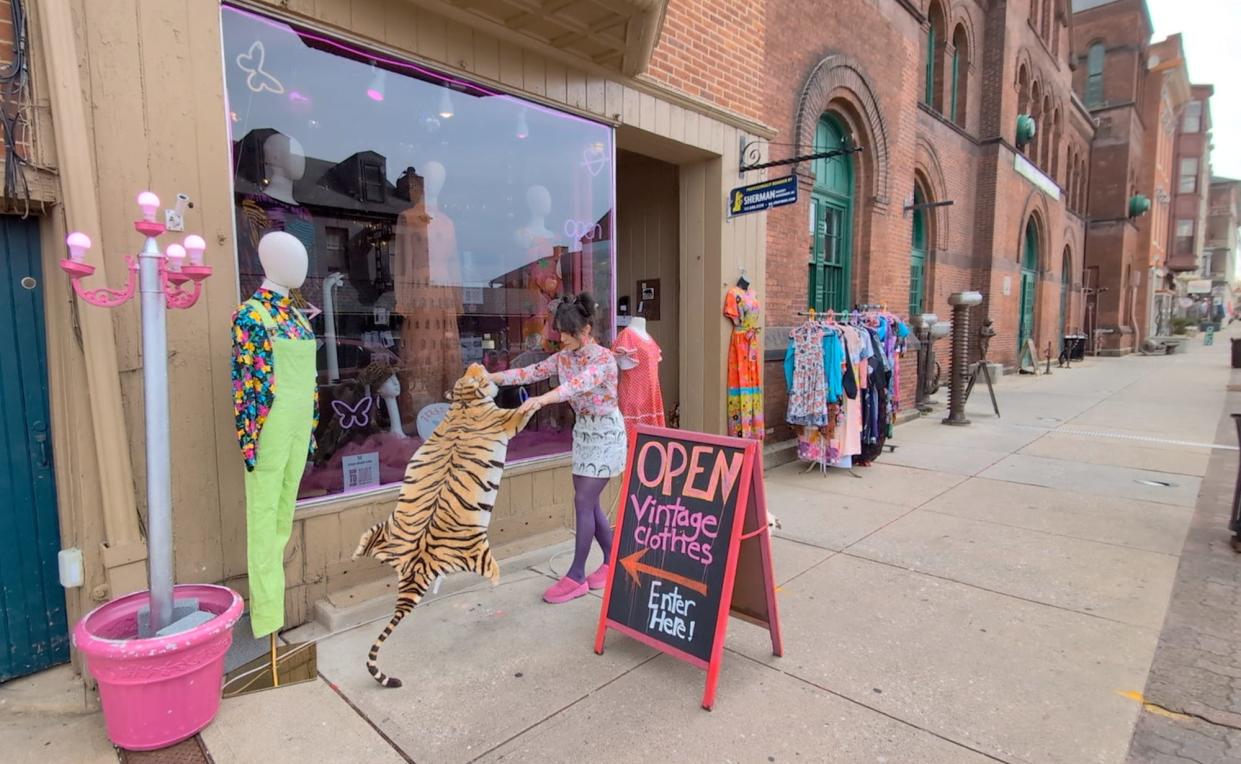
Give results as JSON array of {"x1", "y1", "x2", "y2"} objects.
[
  {"x1": 493, "y1": 341, "x2": 626, "y2": 477},
  {"x1": 723, "y1": 286, "x2": 764, "y2": 439}
]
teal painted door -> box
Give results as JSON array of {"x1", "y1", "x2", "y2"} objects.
[
  {"x1": 910, "y1": 187, "x2": 927, "y2": 316},
  {"x1": 0, "y1": 217, "x2": 67, "y2": 682},
  {"x1": 808, "y1": 115, "x2": 853, "y2": 313},
  {"x1": 1018, "y1": 220, "x2": 1039, "y2": 350}
]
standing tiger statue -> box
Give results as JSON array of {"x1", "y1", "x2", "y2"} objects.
[{"x1": 353, "y1": 363, "x2": 536, "y2": 687}]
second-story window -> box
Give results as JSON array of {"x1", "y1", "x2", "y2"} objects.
[
  {"x1": 1179, "y1": 157, "x2": 1199, "y2": 194},
  {"x1": 1085, "y1": 43, "x2": 1105, "y2": 107},
  {"x1": 1183, "y1": 100, "x2": 1202, "y2": 133},
  {"x1": 924, "y1": 2, "x2": 947, "y2": 110}
]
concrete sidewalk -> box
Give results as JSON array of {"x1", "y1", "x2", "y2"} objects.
[{"x1": 4, "y1": 333, "x2": 1235, "y2": 763}]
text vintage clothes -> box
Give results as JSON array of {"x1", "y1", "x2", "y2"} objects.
[
  {"x1": 613, "y1": 328, "x2": 666, "y2": 430},
  {"x1": 231, "y1": 288, "x2": 319, "y2": 471},
  {"x1": 723, "y1": 285, "x2": 764, "y2": 440}
]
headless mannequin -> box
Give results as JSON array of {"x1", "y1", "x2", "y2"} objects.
[{"x1": 615, "y1": 315, "x2": 644, "y2": 371}]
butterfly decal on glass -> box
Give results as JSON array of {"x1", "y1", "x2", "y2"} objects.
[
  {"x1": 332, "y1": 395, "x2": 374, "y2": 430},
  {"x1": 236, "y1": 41, "x2": 285, "y2": 95}
]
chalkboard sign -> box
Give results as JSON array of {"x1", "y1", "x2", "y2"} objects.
[{"x1": 594, "y1": 426, "x2": 782, "y2": 710}]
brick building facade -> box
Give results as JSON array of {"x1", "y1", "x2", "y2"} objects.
[
  {"x1": 1205, "y1": 178, "x2": 1240, "y2": 296},
  {"x1": 760, "y1": 0, "x2": 1090, "y2": 445},
  {"x1": 1170, "y1": 84, "x2": 1215, "y2": 283},
  {"x1": 1070, "y1": 0, "x2": 1191, "y2": 351}
]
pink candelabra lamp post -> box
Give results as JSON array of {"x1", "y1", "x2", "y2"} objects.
[{"x1": 61, "y1": 191, "x2": 213, "y2": 634}]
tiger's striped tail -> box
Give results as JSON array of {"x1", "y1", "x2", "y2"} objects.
[{"x1": 367, "y1": 600, "x2": 413, "y2": 688}]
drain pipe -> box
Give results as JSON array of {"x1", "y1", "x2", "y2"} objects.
[{"x1": 943, "y1": 291, "x2": 983, "y2": 426}]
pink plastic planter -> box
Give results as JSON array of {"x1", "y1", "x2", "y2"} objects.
[{"x1": 73, "y1": 584, "x2": 243, "y2": 751}]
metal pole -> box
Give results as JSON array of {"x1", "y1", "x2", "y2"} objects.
[
  {"x1": 140, "y1": 233, "x2": 173, "y2": 633},
  {"x1": 943, "y1": 291, "x2": 983, "y2": 426}
]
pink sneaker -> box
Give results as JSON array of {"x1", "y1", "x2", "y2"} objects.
[
  {"x1": 543, "y1": 576, "x2": 589, "y2": 604},
  {"x1": 586, "y1": 563, "x2": 609, "y2": 590}
]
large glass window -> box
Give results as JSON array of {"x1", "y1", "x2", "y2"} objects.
[{"x1": 222, "y1": 7, "x2": 615, "y2": 501}]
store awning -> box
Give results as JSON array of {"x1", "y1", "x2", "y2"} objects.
[{"x1": 411, "y1": 0, "x2": 668, "y2": 76}]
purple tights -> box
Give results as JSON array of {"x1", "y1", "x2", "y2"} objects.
[{"x1": 566, "y1": 475, "x2": 613, "y2": 582}]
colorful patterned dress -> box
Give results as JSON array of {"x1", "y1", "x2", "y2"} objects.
[{"x1": 723, "y1": 286, "x2": 764, "y2": 440}]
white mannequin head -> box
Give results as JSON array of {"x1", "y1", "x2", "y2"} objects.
[
  {"x1": 424, "y1": 161, "x2": 446, "y2": 208},
  {"x1": 263, "y1": 133, "x2": 305, "y2": 204},
  {"x1": 377, "y1": 374, "x2": 401, "y2": 400},
  {"x1": 264, "y1": 133, "x2": 305, "y2": 180},
  {"x1": 258, "y1": 231, "x2": 308, "y2": 292},
  {"x1": 526, "y1": 185, "x2": 551, "y2": 218}
]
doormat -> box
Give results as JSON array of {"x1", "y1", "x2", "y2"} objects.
[{"x1": 118, "y1": 735, "x2": 210, "y2": 764}]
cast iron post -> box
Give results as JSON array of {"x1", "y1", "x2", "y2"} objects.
[{"x1": 943, "y1": 291, "x2": 983, "y2": 426}]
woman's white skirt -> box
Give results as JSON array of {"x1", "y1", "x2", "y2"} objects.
[{"x1": 571, "y1": 409, "x2": 626, "y2": 478}]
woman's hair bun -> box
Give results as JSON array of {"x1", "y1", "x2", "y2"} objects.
[
  {"x1": 573, "y1": 291, "x2": 596, "y2": 316},
  {"x1": 552, "y1": 291, "x2": 597, "y2": 335}
]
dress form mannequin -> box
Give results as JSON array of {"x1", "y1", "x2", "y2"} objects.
[
  {"x1": 395, "y1": 165, "x2": 461, "y2": 415},
  {"x1": 615, "y1": 316, "x2": 646, "y2": 371},
  {"x1": 232, "y1": 232, "x2": 318, "y2": 674},
  {"x1": 516, "y1": 186, "x2": 562, "y2": 349},
  {"x1": 615, "y1": 312, "x2": 665, "y2": 429}
]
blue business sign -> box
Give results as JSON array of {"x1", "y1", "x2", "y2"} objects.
[{"x1": 728, "y1": 175, "x2": 798, "y2": 217}]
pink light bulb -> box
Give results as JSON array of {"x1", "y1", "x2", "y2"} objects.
[
  {"x1": 65, "y1": 231, "x2": 91, "y2": 262},
  {"x1": 183, "y1": 234, "x2": 206, "y2": 266},
  {"x1": 137, "y1": 191, "x2": 160, "y2": 221},
  {"x1": 165, "y1": 243, "x2": 186, "y2": 264}
]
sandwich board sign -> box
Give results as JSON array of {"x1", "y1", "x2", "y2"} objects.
[{"x1": 593, "y1": 425, "x2": 782, "y2": 710}]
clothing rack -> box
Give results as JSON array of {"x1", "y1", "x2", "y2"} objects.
[{"x1": 786, "y1": 306, "x2": 906, "y2": 476}]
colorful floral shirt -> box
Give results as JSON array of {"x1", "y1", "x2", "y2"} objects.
[
  {"x1": 231, "y1": 288, "x2": 319, "y2": 471},
  {"x1": 494, "y1": 341, "x2": 619, "y2": 416}
]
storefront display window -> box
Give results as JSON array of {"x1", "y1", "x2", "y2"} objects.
[{"x1": 222, "y1": 6, "x2": 615, "y2": 501}]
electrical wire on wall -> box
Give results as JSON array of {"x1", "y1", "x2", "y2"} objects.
[{"x1": 0, "y1": 0, "x2": 33, "y2": 214}]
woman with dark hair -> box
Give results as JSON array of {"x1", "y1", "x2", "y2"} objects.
[{"x1": 490, "y1": 292, "x2": 627, "y2": 604}]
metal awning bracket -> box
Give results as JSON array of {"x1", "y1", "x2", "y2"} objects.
[{"x1": 738, "y1": 136, "x2": 862, "y2": 174}]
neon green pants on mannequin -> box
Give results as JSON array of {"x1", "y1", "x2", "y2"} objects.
[{"x1": 243, "y1": 311, "x2": 317, "y2": 640}]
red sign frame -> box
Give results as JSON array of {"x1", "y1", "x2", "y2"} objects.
[{"x1": 593, "y1": 425, "x2": 783, "y2": 710}]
